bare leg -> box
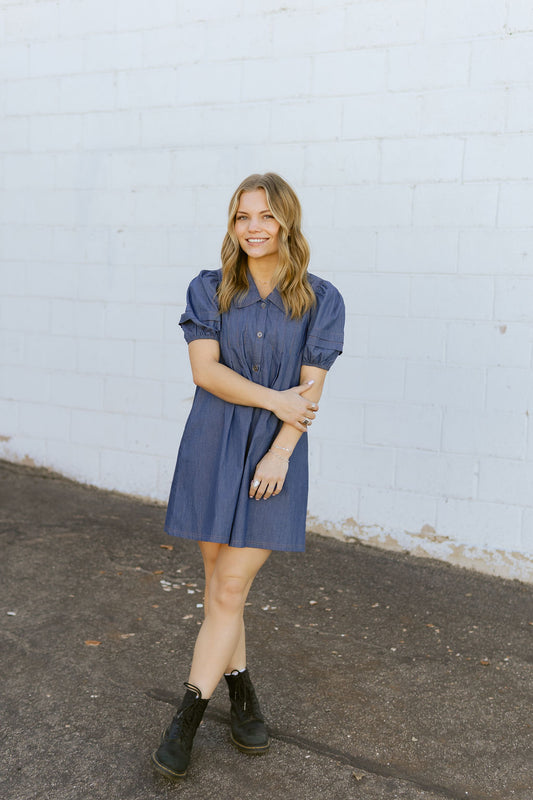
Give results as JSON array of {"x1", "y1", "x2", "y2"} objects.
[
  {"x1": 200, "y1": 542, "x2": 247, "y2": 671},
  {"x1": 188, "y1": 543, "x2": 271, "y2": 698}
]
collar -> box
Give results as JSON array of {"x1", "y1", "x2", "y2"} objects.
[{"x1": 234, "y1": 274, "x2": 285, "y2": 312}]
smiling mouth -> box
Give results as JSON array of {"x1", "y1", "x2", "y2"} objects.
[{"x1": 246, "y1": 238, "x2": 269, "y2": 243}]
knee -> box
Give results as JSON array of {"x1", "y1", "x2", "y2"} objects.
[{"x1": 210, "y1": 575, "x2": 247, "y2": 615}]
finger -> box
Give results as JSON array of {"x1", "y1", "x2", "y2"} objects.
[
  {"x1": 272, "y1": 480, "x2": 284, "y2": 496},
  {"x1": 249, "y1": 477, "x2": 261, "y2": 498},
  {"x1": 255, "y1": 480, "x2": 268, "y2": 500},
  {"x1": 252, "y1": 476, "x2": 267, "y2": 500},
  {"x1": 263, "y1": 482, "x2": 275, "y2": 500},
  {"x1": 308, "y1": 402, "x2": 318, "y2": 412}
]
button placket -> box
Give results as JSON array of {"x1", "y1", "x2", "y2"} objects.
[{"x1": 251, "y1": 299, "x2": 268, "y2": 379}]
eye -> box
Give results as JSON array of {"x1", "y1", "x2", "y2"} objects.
[
  {"x1": 263, "y1": 214, "x2": 274, "y2": 219},
  {"x1": 236, "y1": 215, "x2": 247, "y2": 221}
]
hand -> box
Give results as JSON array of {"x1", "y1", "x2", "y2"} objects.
[
  {"x1": 249, "y1": 451, "x2": 289, "y2": 500},
  {"x1": 272, "y1": 381, "x2": 319, "y2": 432}
]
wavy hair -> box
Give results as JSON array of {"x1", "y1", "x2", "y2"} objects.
[{"x1": 218, "y1": 173, "x2": 315, "y2": 319}]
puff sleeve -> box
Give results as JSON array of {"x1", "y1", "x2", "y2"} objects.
[
  {"x1": 179, "y1": 270, "x2": 221, "y2": 344},
  {"x1": 302, "y1": 279, "x2": 345, "y2": 370}
]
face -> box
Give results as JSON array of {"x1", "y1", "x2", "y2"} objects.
[{"x1": 234, "y1": 189, "x2": 281, "y2": 261}]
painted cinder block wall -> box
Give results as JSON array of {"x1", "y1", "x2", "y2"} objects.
[{"x1": 1, "y1": 0, "x2": 532, "y2": 581}]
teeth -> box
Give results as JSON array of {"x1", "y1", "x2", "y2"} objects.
[{"x1": 248, "y1": 238, "x2": 267, "y2": 242}]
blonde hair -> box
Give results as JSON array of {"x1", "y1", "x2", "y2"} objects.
[{"x1": 218, "y1": 173, "x2": 315, "y2": 319}]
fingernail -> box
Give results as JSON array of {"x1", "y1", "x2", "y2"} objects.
[{"x1": 307, "y1": 379, "x2": 315, "y2": 385}]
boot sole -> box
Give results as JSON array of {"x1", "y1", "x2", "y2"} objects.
[
  {"x1": 230, "y1": 733, "x2": 271, "y2": 755},
  {"x1": 151, "y1": 751, "x2": 187, "y2": 779}
]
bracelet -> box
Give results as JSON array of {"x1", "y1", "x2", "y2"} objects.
[
  {"x1": 271, "y1": 443, "x2": 292, "y2": 455},
  {"x1": 268, "y1": 449, "x2": 289, "y2": 463}
]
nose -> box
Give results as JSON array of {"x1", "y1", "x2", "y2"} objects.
[{"x1": 248, "y1": 216, "x2": 262, "y2": 232}]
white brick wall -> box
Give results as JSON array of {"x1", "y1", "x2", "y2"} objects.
[{"x1": 1, "y1": 0, "x2": 533, "y2": 581}]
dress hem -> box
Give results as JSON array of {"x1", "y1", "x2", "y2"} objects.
[{"x1": 164, "y1": 527, "x2": 306, "y2": 553}]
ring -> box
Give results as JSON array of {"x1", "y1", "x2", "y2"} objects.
[
  {"x1": 303, "y1": 419, "x2": 310, "y2": 426},
  {"x1": 252, "y1": 480, "x2": 260, "y2": 488}
]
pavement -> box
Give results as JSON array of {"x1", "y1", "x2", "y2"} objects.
[{"x1": 1, "y1": 459, "x2": 532, "y2": 800}]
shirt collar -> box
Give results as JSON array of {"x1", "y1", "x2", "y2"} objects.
[{"x1": 234, "y1": 274, "x2": 285, "y2": 312}]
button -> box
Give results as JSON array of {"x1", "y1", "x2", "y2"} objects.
[
  {"x1": 257, "y1": 331, "x2": 263, "y2": 338},
  {"x1": 252, "y1": 365, "x2": 259, "y2": 372},
  {"x1": 260, "y1": 302, "x2": 266, "y2": 308}
]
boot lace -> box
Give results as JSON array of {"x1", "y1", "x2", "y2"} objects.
[
  {"x1": 165, "y1": 710, "x2": 187, "y2": 741},
  {"x1": 165, "y1": 686, "x2": 203, "y2": 742}
]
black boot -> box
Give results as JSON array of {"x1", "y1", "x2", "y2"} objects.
[
  {"x1": 151, "y1": 683, "x2": 208, "y2": 779},
  {"x1": 224, "y1": 669, "x2": 270, "y2": 754}
]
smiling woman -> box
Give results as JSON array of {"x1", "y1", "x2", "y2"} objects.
[
  {"x1": 218, "y1": 173, "x2": 316, "y2": 319},
  {"x1": 235, "y1": 194, "x2": 280, "y2": 258},
  {"x1": 151, "y1": 173, "x2": 345, "y2": 781}
]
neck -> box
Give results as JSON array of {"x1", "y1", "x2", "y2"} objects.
[
  {"x1": 247, "y1": 257, "x2": 278, "y2": 285},
  {"x1": 247, "y1": 259, "x2": 278, "y2": 299}
]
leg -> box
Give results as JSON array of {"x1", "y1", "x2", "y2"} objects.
[
  {"x1": 198, "y1": 542, "x2": 271, "y2": 753},
  {"x1": 152, "y1": 543, "x2": 269, "y2": 779},
  {"x1": 199, "y1": 542, "x2": 247, "y2": 672},
  {"x1": 188, "y1": 543, "x2": 271, "y2": 698}
]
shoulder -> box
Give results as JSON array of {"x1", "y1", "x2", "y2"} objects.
[
  {"x1": 187, "y1": 269, "x2": 221, "y2": 298},
  {"x1": 303, "y1": 274, "x2": 344, "y2": 355},
  {"x1": 186, "y1": 269, "x2": 221, "y2": 314},
  {"x1": 189, "y1": 268, "x2": 222, "y2": 292},
  {"x1": 307, "y1": 272, "x2": 344, "y2": 308}
]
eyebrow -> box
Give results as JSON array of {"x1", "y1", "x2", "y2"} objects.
[{"x1": 236, "y1": 209, "x2": 272, "y2": 215}]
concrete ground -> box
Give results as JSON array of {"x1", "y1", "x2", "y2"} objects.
[{"x1": 1, "y1": 459, "x2": 532, "y2": 800}]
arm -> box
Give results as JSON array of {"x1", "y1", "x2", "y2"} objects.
[
  {"x1": 249, "y1": 365, "x2": 328, "y2": 500},
  {"x1": 188, "y1": 339, "x2": 318, "y2": 432}
]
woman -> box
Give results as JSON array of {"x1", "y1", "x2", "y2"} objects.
[{"x1": 152, "y1": 173, "x2": 344, "y2": 779}]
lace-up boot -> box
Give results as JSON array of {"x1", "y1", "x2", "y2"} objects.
[
  {"x1": 224, "y1": 668, "x2": 270, "y2": 754},
  {"x1": 151, "y1": 683, "x2": 208, "y2": 779}
]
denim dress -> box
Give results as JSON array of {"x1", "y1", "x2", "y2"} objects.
[{"x1": 164, "y1": 269, "x2": 345, "y2": 552}]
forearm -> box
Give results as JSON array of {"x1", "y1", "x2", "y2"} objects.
[
  {"x1": 189, "y1": 340, "x2": 322, "y2": 431},
  {"x1": 249, "y1": 365, "x2": 328, "y2": 499},
  {"x1": 194, "y1": 357, "x2": 277, "y2": 412},
  {"x1": 270, "y1": 366, "x2": 327, "y2": 454}
]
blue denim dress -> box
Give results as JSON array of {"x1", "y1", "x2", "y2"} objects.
[{"x1": 164, "y1": 269, "x2": 345, "y2": 552}]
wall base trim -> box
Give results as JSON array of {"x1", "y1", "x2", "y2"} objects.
[{"x1": 306, "y1": 515, "x2": 533, "y2": 585}]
